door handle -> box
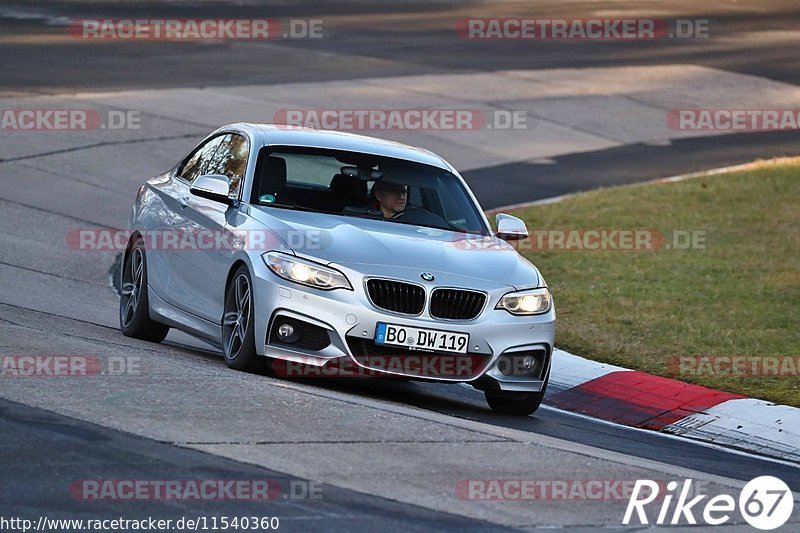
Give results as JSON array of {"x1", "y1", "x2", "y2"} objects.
[{"x1": 178, "y1": 196, "x2": 189, "y2": 209}]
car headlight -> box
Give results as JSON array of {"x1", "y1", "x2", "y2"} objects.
[
  {"x1": 496, "y1": 288, "x2": 552, "y2": 315},
  {"x1": 263, "y1": 252, "x2": 352, "y2": 291}
]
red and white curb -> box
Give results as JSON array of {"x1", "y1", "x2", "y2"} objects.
[{"x1": 546, "y1": 348, "x2": 800, "y2": 463}]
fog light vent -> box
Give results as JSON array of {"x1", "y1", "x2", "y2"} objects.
[
  {"x1": 495, "y1": 350, "x2": 546, "y2": 378},
  {"x1": 268, "y1": 316, "x2": 330, "y2": 351}
]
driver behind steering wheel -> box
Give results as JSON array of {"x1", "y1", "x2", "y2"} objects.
[{"x1": 370, "y1": 178, "x2": 408, "y2": 219}]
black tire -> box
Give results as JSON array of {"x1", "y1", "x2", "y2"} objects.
[
  {"x1": 222, "y1": 265, "x2": 264, "y2": 372},
  {"x1": 119, "y1": 238, "x2": 169, "y2": 342},
  {"x1": 485, "y1": 369, "x2": 549, "y2": 416},
  {"x1": 485, "y1": 390, "x2": 546, "y2": 416}
]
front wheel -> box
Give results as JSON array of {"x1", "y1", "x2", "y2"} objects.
[
  {"x1": 222, "y1": 266, "x2": 265, "y2": 373},
  {"x1": 485, "y1": 389, "x2": 546, "y2": 416},
  {"x1": 119, "y1": 239, "x2": 169, "y2": 342}
]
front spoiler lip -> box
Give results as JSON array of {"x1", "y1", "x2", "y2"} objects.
[
  {"x1": 264, "y1": 349, "x2": 549, "y2": 391},
  {"x1": 342, "y1": 349, "x2": 491, "y2": 383},
  {"x1": 262, "y1": 334, "x2": 552, "y2": 392}
]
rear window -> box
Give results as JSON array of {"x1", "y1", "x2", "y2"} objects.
[{"x1": 283, "y1": 152, "x2": 343, "y2": 187}]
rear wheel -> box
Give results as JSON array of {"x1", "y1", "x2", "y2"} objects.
[
  {"x1": 119, "y1": 239, "x2": 169, "y2": 342},
  {"x1": 222, "y1": 266, "x2": 264, "y2": 372}
]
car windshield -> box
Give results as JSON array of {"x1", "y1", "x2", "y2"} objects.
[{"x1": 249, "y1": 146, "x2": 490, "y2": 235}]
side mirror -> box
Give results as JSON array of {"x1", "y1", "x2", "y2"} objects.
[
  {"x1": 190, "y1": 174, "x2": 235, "y2": 205},
  {"x1": 495, "y1": 213, "x2": 528, "y2": 241}
]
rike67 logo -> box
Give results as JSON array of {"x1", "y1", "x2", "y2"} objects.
[{"x1": 624, "y1": 476, "x2": 794, "y2": 530}]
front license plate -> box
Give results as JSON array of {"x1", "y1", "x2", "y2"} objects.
[{"x1": 375, "y1": 323, "x2": 469, "y2": 354}]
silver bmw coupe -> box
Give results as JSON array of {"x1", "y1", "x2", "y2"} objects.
[{"x1": 120, "y1": 124, "x2": 555, "y2": 414}]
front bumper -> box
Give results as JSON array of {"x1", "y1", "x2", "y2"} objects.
[{"x1": 249, "y1": 259, "x2": 556, "y2": 392}]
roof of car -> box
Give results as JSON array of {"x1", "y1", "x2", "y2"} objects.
[{"x1": 223, "y1": 123, "x2": 453, "y2": 171}]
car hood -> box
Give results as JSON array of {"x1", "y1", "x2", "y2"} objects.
[{"x1": 249, "y1": 206, "x2": 540, "y2": 289}]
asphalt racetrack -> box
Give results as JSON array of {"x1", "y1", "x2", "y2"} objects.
[{"x1": 1, "y1": 1, "x2": 799, "y2": 530}]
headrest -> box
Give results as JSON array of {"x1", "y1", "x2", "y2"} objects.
[
  {"x1": 259, "y1": 156, "x2": 287, "y2": 194},
  {"x1": 330, "y1": 173, "x2": 367, "y2": 205}
]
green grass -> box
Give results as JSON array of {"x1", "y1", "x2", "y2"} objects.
[{"x1": 505, "y1": 159, "x2": 800, "y2": 406}]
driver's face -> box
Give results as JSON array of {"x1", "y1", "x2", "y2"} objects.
[{"x1": 376, "y1": 187, "x2": 407, "y2": 215}]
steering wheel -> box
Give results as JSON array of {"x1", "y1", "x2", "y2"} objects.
[{"x1": 392, "y1": 206, "x2": 448, "y2": 227}]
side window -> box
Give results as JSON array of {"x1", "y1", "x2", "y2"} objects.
[
  {"x1": 438, "y1": 176, "x2": 481, "y2": 229},
  {"x1": 178, "y1": 136, "x2": 225, "y2": 183},
  {"x1": 209, "y1": 134, "x2": 250, "y2": 197}
]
